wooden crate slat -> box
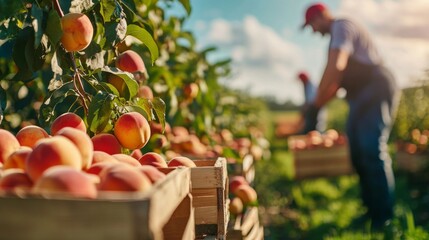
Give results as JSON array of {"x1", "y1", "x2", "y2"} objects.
[
  {"x1": 163, "y1": 194, "x2": 195, "y2": 240},
  {"x1": 193, "y1": 195, "x2": 217, "y2": 207},
  {"x1": 191, "y1": 188, "x2": 218, "y2": 196},
  {"x1": 195, "y1": 206, "x2": 218, "y2": 224}
]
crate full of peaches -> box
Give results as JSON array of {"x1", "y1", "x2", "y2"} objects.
[
  {"x1": 0, "y1": 112, "x2": 195, "y2": 240},
  {"x1": 287, "y1": 129, "x2": 353, "y2": 179}
]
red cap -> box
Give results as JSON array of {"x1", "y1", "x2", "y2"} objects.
[
  {"x1": 301, "y1": 3, "x2": 327, "y2": 28},
  {"x1": 298, "y1": 71, "x2": 309, "y2": 82}
]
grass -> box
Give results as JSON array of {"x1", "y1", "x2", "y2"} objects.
[{"x1": 253, "y1": 110, "x2": 429, "y2": 240}]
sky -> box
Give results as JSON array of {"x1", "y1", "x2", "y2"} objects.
[{"x1": 167, "y1": 0, "x2": 429, "y2": 104}]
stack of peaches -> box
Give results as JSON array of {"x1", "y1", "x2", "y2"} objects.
[
  {"x1": 396, "y1": 128, "x2": 429, "y2": 155},
  {"x1": 228, "y1": 176, "x2": 258, "y2": 217},
  {"x1": 0, "y1": 112, "x2": 196, "y2": 199},
  {"x1": 288, "y1": 129, "x2": 347, "y2": 151}
]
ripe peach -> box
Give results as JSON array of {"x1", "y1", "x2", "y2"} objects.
[
  {"x1": 3, "y1": 146, "x2": 32, "y2": 170},
  {"x1": 325, "y1": 129, "x2": 339, "y2": 141},
  {"x1": 92, "y1": 151, "x2": 118, "y2": 164},
  {"x1": 229, "y1": 176, "x2": 249, "y2": 194},
  {"x1": 16, "y1": 125, "x2": 49, "y2": 149},
  {"x1": 137, "y1": 165, "x2": 166, "y2": 184},
  {"x1": 50, "y1": 112, "x2": 86, "y2": 135},
  {"x1": 33, "y1": 166, "x2": 97, "y2": 199},
  {"x1": 234, "y1": 185, "x2": 258, "y2": 205},
  {"x1": 114, "y1": 112, "x2": 151, "y2": 150},
  {"x1": 130, "y1": 149, "x2": 143, "y2": 160},
  {"x1": 172, "y1": 126, "x2": 189, "y2": 138},
  {"x1": 150, "y1": 121, "x2": 171, "y2": 135},
  {"x1": 91, "y1": 133, "x2": 122, "y2": 155},
  {"x1": 137, "y1": 85, "x2": 154, "y2": 99},
  {"x1": 138, "y1": 152, "x2": 168, "y2": 168},
  {"x1": 0, "y1": 169, "x2": 33, "y2": 193},
  {"x1": 229, "y1": 197, "x2": 244, "y2": 216},
  {"x1": 98, "y1": 163, "x2": 152, "y2": 192},
  {"x1": 0, "y1": 129, "x2": 20, "y2": 163},
  {"x1": 60, "y1": 13, "x2": 94, "y2": 52},
  {"x1": 86, "y1": 161, "x2": 118, "y2": 176},
  {"x1": 168, "y1": 156, "x2": 196, "y2": 168},
  {"x1": 112, "y1": 154, "x2": 141, "y2": 167},
  {"x1": 56, "y1": 127, "x2": 93, "y2": 170},
  {"x1": 116, "y1": 50, "x2": 146, "y2": 74},
  {"x1": 26, "y1": 136, "x2": 83, "y2": 182},
  {"x1": 183, "y1": 83, "x2": 199, "y2": 99}
]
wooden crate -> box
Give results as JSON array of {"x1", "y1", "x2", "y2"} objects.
[
  {"x1": 227, "y1": 154, "x2": 255, "y2": 184},
  {"x1": 396, "y1": 151, "x2": 429, "y2": 172},
  {"x1": 227, "y1": 207, "x2": 264, "y2": 240},
  {"x1": 160, "y1": 157, "x2": 229, "y2": 239},
  {"x1": 0, "y1": 167, "x2": 192, "y2": 240},
  {"x1": 288, "y1": 135, "x2": 354, "y2": 179}
]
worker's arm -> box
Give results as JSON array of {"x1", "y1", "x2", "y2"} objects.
[{"x1": 313, "y1": 48, "x2": 349, "y2": 108}]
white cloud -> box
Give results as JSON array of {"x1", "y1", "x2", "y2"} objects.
[
  {"x1": 204, "y1": 16, "x2": 306, "y2": 104},
  {"x1": 339, "y1": 0, "x2": 429, "y2": 39}
]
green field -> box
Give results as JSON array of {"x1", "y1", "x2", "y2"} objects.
[{"x1": 254, "y1": 109, "x2": 429, "y2": 239}]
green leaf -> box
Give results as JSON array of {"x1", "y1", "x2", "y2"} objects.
[
  {"x1": 45, "y1": 10, "x2": 63, "y2": 48},
  {"x1": 105, "y1": 18, "x2": 127, "y2": 48},
  {"x1": 102, "y1": 66, "x2": 138, "y2": 100},
  {"x1": 0, "y1": 0, "x2": 25, "y2": 22},
  {"x1": 152, "y1": 97, "x2": 166, "y2": 130},
  {"x1": 11, "y1": 27, "x2": 35, "y2": 82},
  {"x1": 179, "y1": 0, "x2": 192, "y2": 15},
  {"x1": 100, "y1": 0, "x2": 117, "y2": 23},
  {"x1": 132, "y1": 98, "x2": 153, "y2": 120},
  {"x1": 0, "y1": 18, "x2": 21, "y2": 41},
  {"x1": 31, "y1": 4, "x2": 44, "y2": 49},
  {"x1": 87, "y1": 91, "x2": 115, "y2": 134},
  {"x1": 126, "y1": 24, "x2": 159, "y2": 65},
  {"x1": 70, "y1": 0, "x2": 96, "y2": 13}
]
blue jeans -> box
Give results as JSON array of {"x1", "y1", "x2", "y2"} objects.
[{"x1": 346, "y1": 66, "x2": 399, "y2": 225}]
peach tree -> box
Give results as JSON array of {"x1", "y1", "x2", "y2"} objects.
[{"x1": 0, "y1": 0, "x2": 196, "y2": 134}]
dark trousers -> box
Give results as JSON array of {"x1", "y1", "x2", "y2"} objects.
[{"x1": 345, "y1": 66, "x2": 399, "y2": 224}]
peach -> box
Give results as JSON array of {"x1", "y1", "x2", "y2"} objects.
[
  {"x1": 183, "y1": 83, "x2": 199, "y2": 99},
  {"x1": 234, "y1": 185, "x2": 258, "y2": 205},
  {"x1": 229, "y1": 176, "x2": 249, "y2": 194},
  {"x1": 137, "y1": 85, "x2": 154, "y2": 99},
  {"x1": 0, "y1": 169, "x2": 33, "y2": 193},
  {"x1": 138, "y1": 152, "x2": 168, "y2": 168},
  {"x1": 114, "y1": 112, "x2": 151, "y2": 150},
  {"x1": 148, "y1": 134, "x2": 169, "y2": 151},
  {"x1": 112, "y1": 154, "x2": 141, "y2": 167},
  {"x1": 172, "y1": 126, "x2": 189, "y2": 138},
  {"x1": 229, "y1": 197, "x2": 244, "y2": 216},
  {"x1": 57, "y1": 127, "x2": 93, "y2": 170},
  {"x1": 33, "y1": 166, "x2": 97, "y2": 199},
  {"x1": 86, "y1": 161, "x2": 118, "y2": 176},
  {"x1": 137, "y1": 165, "x2": 166, "y2": 184},
  {"x1": 91, "y1": 133, "x2": 122, "y2": 155},
  {"x1": 116, "y1": 50, "x2": 146, "y2": 74},
  {"x1": 26, "y1": 136, "x2": 83, "y2": 182},
  {"x1": 92, "y1": 151, "x2": 118, "y2": 164},
  {"x1": 0, "y1": 129, "x2": 20, "y2": 163},
  {"x1": 168, "y1": 156, "x2": 196, "y2": 168},
  {"x1": 60, "y1": 13, "x2": 94, "y2": 52},
  {"x1": 50, "y1": 112, "x2": 86, "y2": 135},
  {"x1": 16, "y1": 125, "x2": 49, "y2": 149},
  {"x1": 150, "y1": 121, "x2": 171, "y2": 135},
  {"x1": 98, "y1": 163, "x2": 152, "y2": 192},
  {"x1": 3, "y1": 146, "x2": 32, "y2": 170},
  {"x1": 130, "y1": 149, "x2": 143, "y2": 160}
]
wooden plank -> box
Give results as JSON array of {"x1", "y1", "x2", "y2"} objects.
[
  {"x1": 244, "y1": 221, "x2": 260, "y2": 240},
  {"x1": 163, "y1": 194, "x2": 194, "y2": 240},
  {"x1": 191, "y1": 188, "x2": 217, "y2": 196},
  {"x1": 255, "y1": 226, "x2": 264, "y2": 240},
  {"x1": 193, "y1": 195, "x2": 217, "y2": 207},
  {"x1": 396, "y1": 151, "x2": 429, "y2": 172},
  {"x1": 195, "y1": 206, "x2": 218, "y2": 224}
]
